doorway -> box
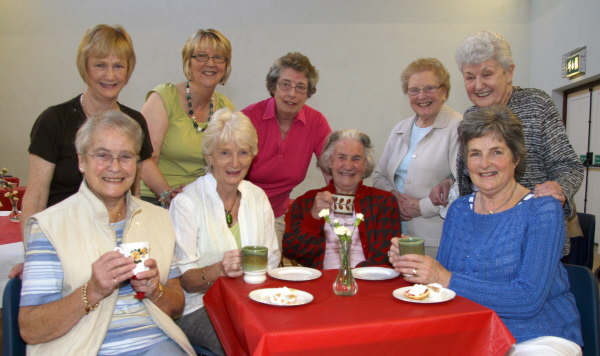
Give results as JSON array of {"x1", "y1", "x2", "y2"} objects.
[{"x1": 565, "y1": 82, "x2": 600, "y2": 243}]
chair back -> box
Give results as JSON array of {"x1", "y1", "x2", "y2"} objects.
[
  {"x1": 563, "y1": 213, "x2": 596, "y2": 269},
  {"x1": 565, "y1": 264, "x2": 600, "y2": 356},
  {"x1": 2, "y1": 277, "x2": 26, "y2": 356}
]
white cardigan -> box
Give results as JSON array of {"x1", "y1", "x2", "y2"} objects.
[
  {"x1": 373, "y1": 104, "x2": 462, "y2": 248},
  {"x1": 169, "y1": 173, "x2": 280, "y2": 315}
]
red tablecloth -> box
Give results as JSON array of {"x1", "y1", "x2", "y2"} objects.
[
  {"x1": 204, "y1": 269, "x2": 515, "y2": 356},
  {"x1": 0, "y1": 216, "x2": 23, "y2": 245}
]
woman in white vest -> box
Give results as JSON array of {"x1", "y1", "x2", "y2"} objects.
[
  {"x1": 19, "y1": 111, "x2": 195, "y2": 355},
  {"x1": 170, "y1": 108, "x2": 280, "y2": 355}
]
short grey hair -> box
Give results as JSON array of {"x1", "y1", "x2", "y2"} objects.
[
  {"x1": 458, "y1": 105, "x2": 526, "y2": 178},
  {"x1": 266, "y1": 52, "x2": 319, "y2": 98},
  {"x1": 75, "y1": 110, "x2": 143, "y2": 155},
  {"x1": 202, "y1": 108, "x2": 258, "y2": 171},
  {"x1": 318, "y1": 129, "x2": 375, "y2": 178},
  {"x1": 455, "y1": 31, "x2": 514, "y2": 72}
]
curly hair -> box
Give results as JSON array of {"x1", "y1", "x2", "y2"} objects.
[{"x1": 265, "y1": 52, "x2": 319, "y2": 97}]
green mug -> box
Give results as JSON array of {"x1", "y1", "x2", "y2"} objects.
[
  {"x1": 397, "y1": 237, "x2": 425, "y2": 256},
  {"x1": 242, "y1": 245, "x2": 268, "y2": 273}
]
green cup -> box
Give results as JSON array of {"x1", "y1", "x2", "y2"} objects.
[
  {"x1": 397, "y1": 237, "x2": 425, "y2": 256},
  {"x1": 242, "y1": 246, "x2": 268, "y2": 284},
  {"x1": 242, "y1": 245, "x2": 268, "y2": 273}
]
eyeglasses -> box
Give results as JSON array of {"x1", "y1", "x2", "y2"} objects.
[
  {"x1": 407, "y1": 85, "x2": 442, "y2": 96},
  {"x1": 277, "y1": 80, "x2": 308, "y2": 94},
  {"x1": 88, "y1": 151, "x2": 137, "y2": 166},
  {"x1": 191, "y1": 53, "x2": 227, "y2": 64}
]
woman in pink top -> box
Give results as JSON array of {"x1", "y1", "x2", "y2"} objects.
[{"x1": 242, "y1": 52, "x2": 331, "y2": 256}]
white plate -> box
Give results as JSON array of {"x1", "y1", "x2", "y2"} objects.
[
  {"x1": 249, "y1": 287, "x2": 313, "y2": 306},
  {"x1": 352, "y1": 267, "x2": 400, "y2": 280},
  {"x1": 392, "y1": 286, "x2": 456, "y2": 304},
  {"x1": 268, "y1": 267, "x2": 322, "y2": 281}
]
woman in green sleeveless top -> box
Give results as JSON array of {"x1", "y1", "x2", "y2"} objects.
[{"x1": 140, "y1": 29, "x2": 234, "y2": 207}]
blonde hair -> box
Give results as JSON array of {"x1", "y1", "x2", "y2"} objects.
[
  {"x1": 182, "y1": 29, "x2": 232, "y2": 84},
  {"x1": 202, "y1": 108, "x2": 258, "y2": 171},
  {"x1": 76, "y1": 24, "x2": 136, "y2": 85},
  {"x1": 401, "y1": 58, "x2": 451, "y2": 96}
]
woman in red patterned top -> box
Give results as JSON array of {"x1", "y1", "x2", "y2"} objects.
[{"x1": 283, "y1": 129, "x2": 401, "y2": 269}]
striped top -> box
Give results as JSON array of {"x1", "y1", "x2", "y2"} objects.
[
  {"x1": 457, "y1": 87, "x2": 583, "y2": 213},
  {"x1": 456, "y1": 87, "x2": 583, "y2": 255},
  {"x1": 21, "y1": 219, "x2": 180, "y2": 355}
]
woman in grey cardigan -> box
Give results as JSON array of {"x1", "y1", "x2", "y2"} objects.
[{"x1": 373, "y1": 58, "x2": 461, "y2": 257}]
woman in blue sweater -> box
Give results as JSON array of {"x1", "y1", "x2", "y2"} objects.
[{"x1": 389, "y1": 105, "x2": 582, "y2": 355}]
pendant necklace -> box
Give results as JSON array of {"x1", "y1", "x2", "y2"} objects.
[
  {"x1": 224, "y1": 192, "x2": 239, "y2": 227},
  {"x1": 186, "y1": 81, "x2": 213, "y2": 132},
  {"x1": 479, "y1": 182, "x2": 518, "y2": 214}
]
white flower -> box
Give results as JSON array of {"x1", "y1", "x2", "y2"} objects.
[
  {"x1": 356, "y1": 213, "x2": 364, "y2": 221},
  {"x1": 334, "y1": 226, "x2": 351, "y2": 237},
  {"x1": 318, "y1": 209, "x2": 330, "y2": 218}
]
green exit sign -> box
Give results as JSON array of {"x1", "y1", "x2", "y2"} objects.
[
  {"x1": 566, "y1": 54, "x2": 581, "y2": 77},
  {"x1": 579, "y1": 154, "x2": 600, "y2": 165},
  {"x1": 563, "y1": 47, "x2": 586, "y2": 79}
]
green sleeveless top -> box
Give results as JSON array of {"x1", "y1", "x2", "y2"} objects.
[
  {"x1": 230, "y1": 222, "x2": 241, "y2": 249},
  {"x1": 141, "y1": 83, "x2": 234, "y2": 198}
]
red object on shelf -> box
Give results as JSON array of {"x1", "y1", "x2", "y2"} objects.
[
  {"x1": 204, "y1": 269, "x2": 515, "y2": 356},
  {"x1": 0, "y1": 186, "x2": 25, "y2": 211}
]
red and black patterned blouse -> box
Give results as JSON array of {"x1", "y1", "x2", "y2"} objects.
[{"x1": 283, "y1": 181, "x2": 401, "y2": 269}]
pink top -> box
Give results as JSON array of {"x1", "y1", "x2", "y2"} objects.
[
  {"x1": 242, "y1": 98, "x2": 331, "y2": 217},
  {"x1": 323, "y1": 212, "x2": 366, "y2": 269}
]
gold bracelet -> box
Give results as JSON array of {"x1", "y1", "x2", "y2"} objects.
[
  {"x1": 153, "y1": 283, "x2": 165, "y2": 301},
  {"x1": 82, "y1": 282, "x2": 99, "y2": 314}
]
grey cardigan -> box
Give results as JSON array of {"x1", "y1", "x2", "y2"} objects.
[{"x1": 373, "y1": 104, "x2": 462, "y2": 248}]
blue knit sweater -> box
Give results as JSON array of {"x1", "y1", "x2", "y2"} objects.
[{"x1": 438, "y1": 194, "x2": 582, "y2": 344}]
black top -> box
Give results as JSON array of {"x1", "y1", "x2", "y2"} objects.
[{"x1": 28, "y1": 95, "x2": 153, "y2": 206}]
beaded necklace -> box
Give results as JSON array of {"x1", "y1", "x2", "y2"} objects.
[{"x1": 185, "y1": 81, "x2": 213, "y2": 132}]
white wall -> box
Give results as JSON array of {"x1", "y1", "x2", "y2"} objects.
[
  {"x1": 0, "y1": 0, "x2": 531, "y2": 197},
  {"x1": 529, "y1": 0, "x2": 600, "y2": 102},
  {"x1": 529, "y1": 0, "x2": 600, "y2": 221}
]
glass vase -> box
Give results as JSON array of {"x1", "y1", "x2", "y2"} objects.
[
  {"x1": 332, "y1": 238, "x2": 358, "y2": 296},
  {"x1": 8, "y1": 199, "x2": 19, "y2": 223}
]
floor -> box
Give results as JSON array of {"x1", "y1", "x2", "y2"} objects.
[{"x1": 0, "y1": 248, "x2": 598, "y2": 355}]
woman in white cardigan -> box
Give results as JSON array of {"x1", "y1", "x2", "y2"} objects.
[
  {"x1": 373, "y1": 58, "x2": 461, "y2": 257},
  {"x1": 169, "y1": 108, "x2": 280, "y2": 355}
]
